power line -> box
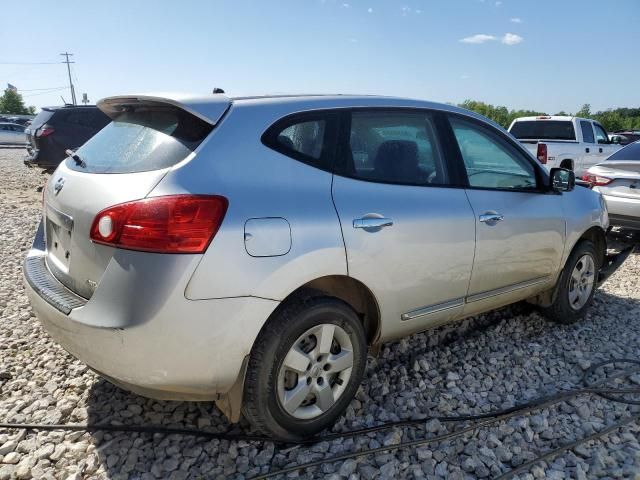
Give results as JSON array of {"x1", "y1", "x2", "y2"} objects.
[
  {"x1": 21, "y1": 87, "x2": 68, "y2": 98},
  {"x1": 0, "y1": 61, "x2": 60, "y2": 65},
  {"x1": 60, "y1": 52, "x2": 77, "y2": 106},
  {"x1": 18, "y1": 86, "x2": 67, "y2": 92}
]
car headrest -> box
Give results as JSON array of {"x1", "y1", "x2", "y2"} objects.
[{"x1": 374, "y1": 140, "x2": 419, "y2": 181}]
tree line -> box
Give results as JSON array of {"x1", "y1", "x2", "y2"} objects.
[
  {"x1": 0, "y1": 88, "x2": 36, "y2": 115},
  {"x1": 2, "y1": 86, "x2": 639, "y2": 132},
  {"x1": 459, "y1": 100, "x2": 640, "y2": 132}
]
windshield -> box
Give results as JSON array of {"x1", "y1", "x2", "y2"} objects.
[
  {"x1": 66, "y1": 107, "x2": 213, "y2": 174},
  {"x1": 607, "y1": 142, "x2": 640, "y2": 161},
  {"x1": 510, "y1": 120, "x2": 576, "y2": 141}
]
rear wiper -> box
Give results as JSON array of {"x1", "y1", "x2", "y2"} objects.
[{"x1": 65, "y1": 149, "x2": 85, "y2": 168}]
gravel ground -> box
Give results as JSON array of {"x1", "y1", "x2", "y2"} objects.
[{"x1": 1, "y1": 147, "x2": 640, "y2": 480}]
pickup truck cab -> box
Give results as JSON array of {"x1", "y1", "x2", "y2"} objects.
[{"x1": 508, "y1": 116, "x2": 623, "y2": 176}]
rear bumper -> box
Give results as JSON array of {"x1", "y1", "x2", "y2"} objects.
[
  {"x1": 602, "y1": 194, "x2": 640, "y2": 230},
  {"x1": 23, "y1": 225, "x2": 279, "y2": 400}
]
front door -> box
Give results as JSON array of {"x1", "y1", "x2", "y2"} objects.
[
  {"x1": 446, "y1": 115, "x2": 566, "y2": 315},
  {"x1": 331, "y1": 109, "x2": 476, "y2": 341}
]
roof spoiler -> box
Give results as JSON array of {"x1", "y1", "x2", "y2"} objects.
[{"x1": 97, "y1": 93, "x2": 231, "y2": 126}]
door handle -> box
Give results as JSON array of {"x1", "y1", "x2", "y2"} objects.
[
  {"x1": 353, "y1": 217, "x2": 393, "y2": 230},
  {"x1": 585, "y1": 147, "x2": 590, "y2": 153},
  {"x1": 599, "y1": 147, "x2": 603, "y2": 153},
  {"x1": 479, "y1": 212, "x2": 504, "y2": 224}
]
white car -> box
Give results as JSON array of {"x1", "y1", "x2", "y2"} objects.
[
  {"x1": 508, "y1": 116, "x2": 623, "y2": 176},
  {"x1": 584, "y1": 141, "x2": 640, "y2": 230},
  {"x1": 0, "y1": 122, "x2": 26, "y2": 144}
]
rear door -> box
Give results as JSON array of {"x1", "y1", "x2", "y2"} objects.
[
  {"x1": 578, "y1": 120, "x2": 598, "y2": 174},
  {"x1": 43, "y1": 98, "x2": 226, "y2": 298},
  {"x1": 446, "y1": 114, "x2": 565, "y2": 316},
  {"x1": 331, "y1": 109, "x2": 476, "y2": 340}
]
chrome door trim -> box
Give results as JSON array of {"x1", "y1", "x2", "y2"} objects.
[
  {"x1": 466, "y1": 275, "x2": 550, "y2": 304},
  {"x1": 401, "y1": 297, "x2": 464, "y2": 321}
]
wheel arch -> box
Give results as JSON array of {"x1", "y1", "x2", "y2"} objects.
[
  {"x1": 573, "y1": 225, "x2": 607, "y2": 268},
  {"x1": 559, "y1": 158, "x2": 574, "y2": 170},
  {"x1": 283, "y1": 275, "x2": 382, "y2": 346}
]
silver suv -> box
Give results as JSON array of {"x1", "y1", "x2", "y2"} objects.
[{"x1": 25, "y1": 93, "x2": 612, "y2": 441}]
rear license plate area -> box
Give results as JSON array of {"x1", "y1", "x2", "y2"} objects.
[{"x1": 45, "y1": 205, "x2": 74, "y2": 272}]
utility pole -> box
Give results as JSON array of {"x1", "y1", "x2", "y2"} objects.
[{"x1": 60, "y1": 52, "x2": 77, "y2": 105}]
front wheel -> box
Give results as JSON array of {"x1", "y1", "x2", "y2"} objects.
[
  {"x1": 242, "y1": 295, "x2": 367, "y2": 441},
  {"x1": 542, "y1": 240, "x2": 599, "y2": 324}
]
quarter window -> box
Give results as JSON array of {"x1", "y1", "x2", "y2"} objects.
[
  {"x1": 345, "y1": 111, "x2": 448, "y2": 186},
  {"x1": 450, "y1": 117, "x2": 537, "y2": 190},
  {"x1": 276, "y1": 120, "x2": 326, "y2": 160},
  {"x1": 580, "y1": 121, "x2": 595, "y2": 143}
]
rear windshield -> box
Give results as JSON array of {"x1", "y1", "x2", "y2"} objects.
[
  {"x1": 66, "y1": 107, "x2": 213, "y2": 173},
  {"x1": 509, "y1": 121, "x2": 576, "y2": 141},
  {"x1": 607, "y1": 142, "x2": 640, "y2": 161},
  {"x1": 30, "y1": 109, "x2": 54, "y2": 128}
]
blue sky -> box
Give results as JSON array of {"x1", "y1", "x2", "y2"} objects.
[{"x1": 1, "y1": 0, "x2": 638, "y2": 113}]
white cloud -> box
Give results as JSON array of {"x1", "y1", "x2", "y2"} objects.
[
  {"x1": 501, "y1": 33, "x2": 523, "y2": 45},
  {"x1": 342, "y1": 3, "x2": 350, "y2": 7},
  {"x1": 416, "y1": 9, "x2": 422, "y2": 14},
  {"x1": 367, "y1": 7, "x2": 373, "y2": 13},
  {"x1": 495, "y1": 1, "x2": 502, "y2": 6},
  {"x1": 461, "y1": 74, "x2": 470, "y2": 80},
  {"x1": 510, "y1": 17, "x2": 522, "y2": 23},
  {"x1": 460, "y1": 34, "x2": 497, "y2": 44}
]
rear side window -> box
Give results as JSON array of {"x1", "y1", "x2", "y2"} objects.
[
  {"x1": 277, "y1": 120, "x2": 325, "y2": 160},
  {"x1": 608, "y1": 142, "x2": 640, "y2": 161},
  {"x1": 262, "y1": 112, "x2": 337, "y2": 171},
  {"x1": 345, "y1": 110, "x2": 448, "y2": 186},
  {"x1": 580, "y1": 121, "x2": 595, "y2": 143},
  {"x1": 510, "y1": 120, "x2": 576, "y2": 141},
  {"x1": 67, "y1": 107, "x2": 213, "y2": 174}
]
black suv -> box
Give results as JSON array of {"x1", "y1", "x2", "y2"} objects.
[{"x1": 25, "y1": 105, "x2": 110, "y2": 171}]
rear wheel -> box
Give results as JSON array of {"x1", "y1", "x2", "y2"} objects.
[
  {"x1": 242, "y1": 295, "x2": 367, "y2": 441},
  {"x1": 542, "y1": 240, "x2": 599, "y2": 324}
]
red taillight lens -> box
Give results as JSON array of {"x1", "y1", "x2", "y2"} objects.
[
  {"x1": 536, "y1": 143, "x2": 548, "y2": 164},
  {"x1": 581, "y1": 173, "x2": 613, "y2": 187},
  {"x1": 90, "y1": 195, "x2": 228, "y2": 253},
  {"x1": 37, "y1": 125, "x2": 55, "y2": 137}
]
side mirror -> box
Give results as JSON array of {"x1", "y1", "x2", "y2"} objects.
[{"x1": 550, "y1": 168, "x2": 575, "y2": 192}]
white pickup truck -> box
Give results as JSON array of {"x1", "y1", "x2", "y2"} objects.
[{"x1": 508, "y1": 116, "x2": 623, "y2": 176}]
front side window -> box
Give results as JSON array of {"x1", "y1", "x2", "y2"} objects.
[
  {"x1": 345, "y1": 110, "x2": 448, "y2": 186},
  {"x1": 451, "y1": 117, "x2": 537, "y2": 190},
  {"x1": 580, "y1": 121, "x2": 595, "y2": 143},
  {"x1": 593, "y1": 124, "x2": 609, "y2": 144}
]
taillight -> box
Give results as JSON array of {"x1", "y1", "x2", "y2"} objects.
[
  {"x1": 581, "y1": 173, "x2": 613, "y2": 187},
  {"x1": 37, "y1": 124, "x2": 55, "y2": 137},
  {"x1": 536, "y1": 143, "x2": 547, "y2": 164},
  {"x1": 90, "y1": 195, "x2": 228, "y2": 254}
]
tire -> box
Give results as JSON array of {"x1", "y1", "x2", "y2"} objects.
[
  {"x1": 242, "y1": 295, "x2": 367, "y2": 441},
  {"x1": 542, "y1": 240, "x2": 599, "y2": 324}
]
